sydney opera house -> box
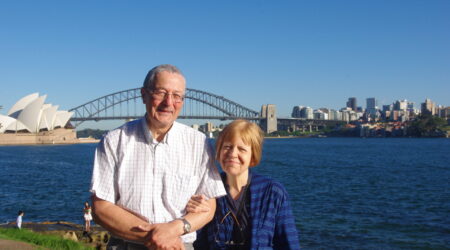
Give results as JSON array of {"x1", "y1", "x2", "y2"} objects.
[{"x1": 0, "y1": 93, "x2": 78, "y2": 145}]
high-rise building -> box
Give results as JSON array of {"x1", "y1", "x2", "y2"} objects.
[
  {"x1": 304, "y1": 107, "x2": 314, "y2": 119},
  {"x1": 421, "y1": 98, "x2": 436, "y2": 115},
  {"x1": 366, "y1": 98, "x2": 378, "y2": 117},
  {"x1": 407, "y1": 102, "x2": 415, "y2": 111},
  {"x1": 346, "y1": 97, "x2": 357, "y2": 111},
  {"x1": 313, "y1": 110, "x2": 328, "y2": 120},
  {"x1": 440, "y1": 107, "x2": 450, "y2": 119},
  {"x1": 329, "y1": 109, "x2": 342, "y2": 120},
  {"x1": 394, "y1": 99, "x2": 408, "y2": 111},
  {"x1": 291, "y1": 106, "x2": 304, "y2": 118},
  {"x1": 382, "y1": 105, "x2": 392, "y2": 112},
  {"x1": 366, "y1": 98, "x2": 377, "y2": 110}
]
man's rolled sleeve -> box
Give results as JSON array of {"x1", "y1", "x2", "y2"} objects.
[
  {"x1": 90, "y1": 136, "x2": 118, "y2": 204},
  {"x1": 196, "y1": 139, "x2": 226, "y2": 199}
]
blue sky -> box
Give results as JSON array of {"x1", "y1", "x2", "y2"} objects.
[{"x1": 1, "y1": 1, "x2": 449, "y2": 129}]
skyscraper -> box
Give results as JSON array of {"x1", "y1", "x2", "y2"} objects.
[
  {"x1": 421, "y1": 98, "x2": 436, "y2": 115},
  {"x1": 366, "y1": 98, "x2": 377, "y2": 110},
  {"x1": 365, "y1": 97, "x2": 377, "y2": 119},
  {"x1": 346, "y1": 97, "x2": 357, "y2": 111},
  {"x1": 394, "y1": 99, "x2": 408, "y2": 111}
]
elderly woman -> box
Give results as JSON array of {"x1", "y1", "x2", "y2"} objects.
[{"x1": 187, "y1": 120, "x2": 300, "y2": 249}]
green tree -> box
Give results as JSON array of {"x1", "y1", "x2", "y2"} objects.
[
  {"x1": 76, "y1": 129, "x2": 109, "y2": 139},
  {"x1": 408, "y1": 114, "x2": 447, "y2": 137}
]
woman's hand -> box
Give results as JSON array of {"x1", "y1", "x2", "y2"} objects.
[{"x1": 185, "y1": 194, "x2": 210, "y2": 213}]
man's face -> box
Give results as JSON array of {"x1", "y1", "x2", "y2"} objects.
[{"x1": 141, "y1": 71, "x2": 186, "y2": 131}]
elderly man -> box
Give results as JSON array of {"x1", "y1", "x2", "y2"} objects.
[{"x1": 90, "y1": 64, "x2": 226, "y2": 249}]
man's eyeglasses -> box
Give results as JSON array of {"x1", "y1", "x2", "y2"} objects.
[
  {"x1": 146, "y1": 88, "x2": 185, "y2": 103},
  {"x1": 214, "y1": 210, "x2": 246, "y2": 246}
]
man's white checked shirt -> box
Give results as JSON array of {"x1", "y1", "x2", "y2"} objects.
[{"x1": 90, "y1": 118, "x2": 226, "y2": 242}]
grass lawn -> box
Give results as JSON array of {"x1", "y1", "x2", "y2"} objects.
[{"x1": 0, "y1": 227, "x2": 94, "y2": 250}]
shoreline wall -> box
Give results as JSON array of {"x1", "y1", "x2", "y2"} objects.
[{"x1": 0, "y1": 128, "x2": 98, "y2": 145}]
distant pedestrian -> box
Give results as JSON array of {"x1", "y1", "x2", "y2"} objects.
[
  {"x1": 16, "y1": 210, "x2": 24, "y2": 229},
  {"x1": 83, "y1": 202, "x2": 92, "y2": 232}
]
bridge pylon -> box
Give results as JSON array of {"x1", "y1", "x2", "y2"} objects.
[{"x1": 260, "y1": 104, "x2": 277, "y2": 134}]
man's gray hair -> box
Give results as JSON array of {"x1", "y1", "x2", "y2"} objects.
[{"x1": 143, "y1": 64, "x2": 184, "y2": 89}]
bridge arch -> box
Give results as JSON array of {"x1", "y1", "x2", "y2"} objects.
[{"x1": 69, "y1": 88, "x2": 260, "y2": 127}]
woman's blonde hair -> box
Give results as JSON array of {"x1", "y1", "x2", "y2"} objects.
[{"x1": 215, "y1": 120, "x2": 264, "y2": 167}]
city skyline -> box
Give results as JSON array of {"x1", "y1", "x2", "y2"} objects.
[
  {"x1": 292, "y1": 95, "x2": 443, "y2": 113},
  {"x1": 1, "y1": 1, "x2": 449, "y2": 129}
]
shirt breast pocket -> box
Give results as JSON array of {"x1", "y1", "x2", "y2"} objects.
[{"x1": 164, "y1": 173, "x2": 199, "y2": 216}]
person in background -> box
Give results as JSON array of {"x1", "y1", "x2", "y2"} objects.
[
  {"x1": 84, "y1": 202, "x2": 93, "y2": 232},
  {"x1": 187, "y1": 120, "x2": 300, "y2": 249},
  {"x1": 90, "y1": 64, "x2": 226, "y2": 250},
  {"x1": 16, "y1": 210, "x2": 24, "y2": 229}
]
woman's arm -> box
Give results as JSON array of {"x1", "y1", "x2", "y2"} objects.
[
  {"x1": 273, "y1": 186, "x2": 301, "y2": 249},
  {"x1": 186, "y1": 194, "x2": 211, "y2": 213}
]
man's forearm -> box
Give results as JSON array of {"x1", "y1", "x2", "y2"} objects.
[
  {"x1": 127, "y1": 198, "x2": 217, "y2": 249},
  {"x1": 91, "y1": 195, "x2": 150, "y2": 243},
  {"x1": 183, "y1": 198, "x2": 216, "y2": 232}
]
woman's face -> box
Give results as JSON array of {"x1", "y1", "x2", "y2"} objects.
[{"x1": 219, "y1": 136, "x2": 253, "y2": 178}]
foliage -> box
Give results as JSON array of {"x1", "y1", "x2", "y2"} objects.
[
  {"x1": 325, "y1": 126, "x2": 359, "y2": 137},
  {"x1": 407, "y1": 114, "x2": 448, "y2": 137},
  {"x1": 76, "y1": 129, "x2": 109, "y2": 139},
  {"x1": 266, "y1": 129, "x2": 326, "y2": 137},
  {"x1": 0, "y1": 228, "x2": 94, "y2": 250}
]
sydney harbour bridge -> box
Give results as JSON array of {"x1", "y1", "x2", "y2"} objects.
[{"x1": 68, "y1": 88, "x2": 345, "y2": 132}]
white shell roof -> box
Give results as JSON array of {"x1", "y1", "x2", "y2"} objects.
[
  {"x1": 0, "y1": 114, "x2": 17, "y2": 133},
  {"x1": 1, "y1": 93, "x2": 73, "y2": 133},
  {"x1": 7, "y1": 93, "x2": 39, "y2": 118}
]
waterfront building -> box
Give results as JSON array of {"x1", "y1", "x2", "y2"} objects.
[
  {"x1": 291, "y1": 106, "x2": 304, "y2": 118},
  {"x1": 439, "y1": 107, "x2": 450, "y2": 119},
  {"x1": 390, "y1": 110, "x2": 408, "y2": 122},
  {"x1": 0, "y1": 93, "x2": 82, "y2": 145},
  {"x1": 304, "y1": 107, "x2": 314, "y2": 119},
  {"x1": 329, "y1": 109, "x2": 342, "y2": 121},
  {"x1": 292, "y1": 106, "x2": 314, "y2": 119},
  {"x1": 313, "y1": 109, "x2": 328, "y2": 120},
  {"x1": 0, "y1": 93, "x2": 73, "y2": 133},
  {"x1": 191, "y1": 124, "x2": 199, "y2": 131},
  {"x1": 318, "y1": 108, "x2": 330, "y2": 116},
  {"x1": 340, "y1": 107, "x2": 359, "y2": 122},
  {"x1": 199, "y1": 121, "x2": 221, "y2": 134}
]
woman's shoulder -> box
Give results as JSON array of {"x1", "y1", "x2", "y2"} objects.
[{"x1": 251, "y1": 172, "x2": 288, "y2": 196}]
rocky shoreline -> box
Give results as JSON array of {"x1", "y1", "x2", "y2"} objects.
[{"x1": 0, "y1": 221, "x2": 109, "y2": 249}]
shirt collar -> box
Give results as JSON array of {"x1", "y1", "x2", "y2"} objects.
[{"x1": 141, "y1": 115, "x2": 179, "y2": 145}]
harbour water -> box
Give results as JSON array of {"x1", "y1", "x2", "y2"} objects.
[{"x1": 1, "y1": 138, "x2": 449, "y2": 249}]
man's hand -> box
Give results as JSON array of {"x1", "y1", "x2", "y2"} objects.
[
  {"x1": 186, "y1": 194, "x2": 210, "y2": 213},
  {"x1": 137, "y1": 221, "x2": 185, "y2": 250}
]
